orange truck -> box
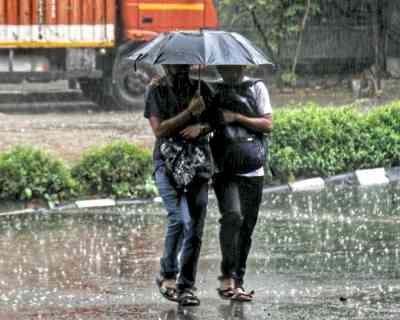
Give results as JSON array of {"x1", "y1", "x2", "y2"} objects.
[{"x1": 0, "y1": 0, "x2": 218, "y2": 108}]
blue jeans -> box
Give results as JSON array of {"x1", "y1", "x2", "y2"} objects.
[{"x1": 155, "y1": 161, "x2": 208, "y2": 291}]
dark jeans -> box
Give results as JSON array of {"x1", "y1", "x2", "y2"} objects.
[
  {"x1": 155, "y1": 162, "x2": 208, "y2": 291},
  {"x1": 213, "y1": 172, "x2": 264, "y2": 287}
]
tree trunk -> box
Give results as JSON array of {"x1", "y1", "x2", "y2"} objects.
[
  {"x1": 244, "y1": 4, "x2": 277, "y2": 64},
  {"x1": 377, "y1": 0, "x2": 389, "y2": 76},
  {"x1": 372, "y1": 0, "x2": 387, "y2": 93},
  {"x1": 291, "y1": 0, "x2": 311, "y2": 76}
]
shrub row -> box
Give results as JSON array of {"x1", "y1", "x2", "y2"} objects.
[
  {"x1": 0, "y1": 141, "x2": 156, "y2": 204},
  {"x1": 269, "y1": 101, "x2": 400, "y2": 181},
  {"x1": 0, "y1": 102, "x2": 399, "y2": 202}
]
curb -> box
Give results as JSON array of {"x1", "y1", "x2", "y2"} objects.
[{"x1": 1, "y1": 166, "x2": 399, "y2": 217}]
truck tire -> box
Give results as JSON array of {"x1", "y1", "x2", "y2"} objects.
[{"x1": 111, "y1": 56, "x2": 156, "y2": 110}]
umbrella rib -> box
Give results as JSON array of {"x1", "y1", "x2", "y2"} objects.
[
  {"x1": 153, "y1": 33, "x2": 175, "y2": 64},
  {"x1": 228, "y1": 33, "x2": 254, "y2": 64},
  {"x1": 229, "y1": 32, "x2": 273, "y2": 65}
]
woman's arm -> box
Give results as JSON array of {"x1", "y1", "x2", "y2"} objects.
[{"x1": 222, "y1": 111, "x2": 272, "y2": 133}]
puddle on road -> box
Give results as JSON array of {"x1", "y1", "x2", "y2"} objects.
[{"x1": 0, "y1": 184, "x2": 400, "y2": 319}]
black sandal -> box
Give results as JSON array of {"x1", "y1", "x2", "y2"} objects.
[
  {"x1": 156, "y1": 276, "x2": 178, "y2": 302},
  {"x1": 217, "y1": 277, "x2": 235, "y2": 300},
  {"x1": 178, "y1": 288, "x2": 201, "y2": 307},
  {"x1": 217, "y1": 287, "x2": 235, "y2": 300}
]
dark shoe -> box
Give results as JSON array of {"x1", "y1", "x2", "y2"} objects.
[
  {"x1": 178, "y1": 288, "x2": 200, "y2": 307},
  {"x1": 156, "y1": 275, "x2": 178, "y2": 302}
]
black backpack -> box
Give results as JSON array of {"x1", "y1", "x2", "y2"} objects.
[{"x1": 209, "y1": 80, "x2": 268, "y2": 174}]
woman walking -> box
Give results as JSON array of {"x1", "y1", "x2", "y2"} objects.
[{"x1": 210, "y1": 65, "x2": 272, "y2": 302}]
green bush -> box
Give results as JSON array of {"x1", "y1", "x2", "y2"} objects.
[
  {"x1": 72, "y1": 140, "x2": 155, "y2": 198},
  {"x1": 1, "y1": 103, "x2": 399, "y2": 202},
  {"x1": 269, "y1": 102, "x2": 400, "y2": 181},
  {"x1": 364, "y1": 102, "x2": 400, "y2": 168},
  {"x1": 0, "y1": 146, "x2": 76, "y2": 202}
]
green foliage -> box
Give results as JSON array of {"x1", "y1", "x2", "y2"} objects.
[
  {"x1": 280, "y1": 71, "x2": 297, "y2": 87},
  {"x1": 269, "y1": 102, "x2": 400, "y2": 182},
  {"x1": 1, "y1": 103, "x2": 399, "y2": 202},
  {"x1": 364, "y1": 102, "x2": 400, "y2": 168},
  {"x1": 71, "y1": 140, "x2": 155, "y2": 198},
  {"x1": 217, "y1": 0, "x2": 320, "y2": 62},
  {"x1": 0, "y1": 146, "x2": 76, "y2": 203}
]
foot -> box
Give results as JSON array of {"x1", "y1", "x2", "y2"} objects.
[
  {"x1": 178, "y1": 288, "x2": 200, "y2": 306},
  {"x1": 156, "y1": 275, "x2": 178, "y2": 302},
  {"x1": 231, "y1": 287, "x2": 254, "y2": 302},
  {"x1": 217, "y1": 277, "x2": 235, "y2": 300}
]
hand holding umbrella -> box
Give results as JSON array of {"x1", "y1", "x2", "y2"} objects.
[{"x1": 188, "y1": 93, "x2": 206, "y2": 118}]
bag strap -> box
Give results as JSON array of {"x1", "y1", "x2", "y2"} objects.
[
  {"x1": 238, "y1": 79, "x2": 263, "y2": 116},
  {"x1": 215, "y1": 79, "x2": 263, "y2": 117}
]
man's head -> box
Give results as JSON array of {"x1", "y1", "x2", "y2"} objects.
[
  {"x1": 163, "y1": 64, "x2": 190, "y2": 84},
  {"x1": 216, "y1": 65, "x2": 247, "y2": 85}
]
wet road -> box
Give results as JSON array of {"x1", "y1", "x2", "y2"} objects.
[
  {"x1": 1, "y1": 184, "x2": 400, "y2": 319},
  {"x1": 0, "y1": 81, "x2": 153, "y2": 163}
]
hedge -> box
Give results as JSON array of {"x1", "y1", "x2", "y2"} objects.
[
  {"x1": 71, "y1": 140, "x2": 156, "y2": 198},
  {"x1": 269, "y1": 102, "x2": 400, "y2": 181},
  {"x1": 0, "y1": 146, "x2": 76, "y2": 203},
  {"x1": 0, "y1": 102, "x2": 399, "y2": 202}
]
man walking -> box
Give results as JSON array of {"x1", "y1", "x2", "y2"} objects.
[{"x1": 144, "y1": 64, "x2": 212, "y2": 306}]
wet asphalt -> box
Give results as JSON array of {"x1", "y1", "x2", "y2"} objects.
[{"x1": 0, "y1": 184, "x2": 400, "y2": 319}]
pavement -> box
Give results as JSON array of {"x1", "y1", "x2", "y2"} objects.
[{"x1": 1, "y1": 184, "x2": 400, "y2": 319}]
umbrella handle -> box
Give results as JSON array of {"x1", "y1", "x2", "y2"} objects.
[
  {"x1": 197, "y1": 65, "x2": 201, "y2": 95},
  {"x1": 134, "y1": 54, "x2": 145, "y2": 72}
]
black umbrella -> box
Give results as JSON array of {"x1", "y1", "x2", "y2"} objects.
[
  {"x1": 128, "y1": 30, "x2": 274, "y2": 94},
  {"x1": 129, "y1": 30, "x2": 273, "y2": 66}
]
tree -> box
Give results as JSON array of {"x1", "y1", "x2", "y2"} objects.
[
  {"x1": 217, "y1": 0, "x2": 391, "y2": 93},
  {"x1": 217, "y1": 0, "x2": 320, "y2": 67}
]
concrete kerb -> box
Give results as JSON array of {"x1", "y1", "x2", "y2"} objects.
[
  {"x1": 1, "y1": 167, "x2": 400, "y2": 217},
  {"x1": 386, "y1": 166, "x2": 400, "y2": 183}
]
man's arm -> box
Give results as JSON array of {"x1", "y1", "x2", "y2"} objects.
[
  {"x1": 149, "y1": 109, "x2": 192, "y2": 138},
  {"x1": 180, "y1": 123, "x2": 211, "y2": 140},
  {"x1": 149, "y1": 95, "x2": 206, "y2": 138}
]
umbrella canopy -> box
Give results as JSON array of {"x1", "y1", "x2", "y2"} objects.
[{"x1": 128, "y1": 30, "x2": 274, "y2": 66}]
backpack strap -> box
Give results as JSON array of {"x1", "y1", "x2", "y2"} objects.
[
  {"x1": 208, "y1": 79, "x2": 266, "y2": 131},
  {"x1": 215, "y1": 79, "x2": 263, "y2": 116},
  {"x1": 238, "y1": 79, "x2": 263, "y2": 116}
]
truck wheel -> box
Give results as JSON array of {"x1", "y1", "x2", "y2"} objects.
[{"x1": 112, "y1": 57, "x2": 156, "y2": 109}]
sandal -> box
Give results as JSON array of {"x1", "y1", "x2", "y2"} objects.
[
  {"x1": 231, "y1": 287, "x2": 254, "y2": 302},
  {"x1": 178, "y1": 288, "x2": 201, "y2": 307},
  {"x1": 156, "y1": 275, "x2": 178, "y2": 302},
  {"x1": 217, "y1": 277, "x2": 235, "y2": 300}
]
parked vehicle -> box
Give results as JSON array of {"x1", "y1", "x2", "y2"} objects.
[{"x1": 0, "y1": 0, "x2": 218, "y2": 108}]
